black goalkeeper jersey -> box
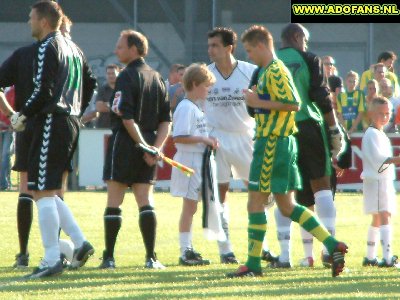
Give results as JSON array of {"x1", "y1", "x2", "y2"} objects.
[
  {"x1": 0, "y1": 43, "x2": 37, "y2": 111},
  {"x1": 20, "y1": 31, "x2": 97, "y2": 117}
]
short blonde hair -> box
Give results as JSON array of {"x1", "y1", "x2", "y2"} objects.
[
  {"x1": 346, "y1": 70, "x2": 359, "y2": 81},
  {"x1": 241, "y1": 25, "x2": 274, "y2": 48},
  {"x1": 182, "y1": 63, "x2": 216, "y2": 92},
  {"x1": 369, "y1": 96, "x2": 392, "y2": 112}
]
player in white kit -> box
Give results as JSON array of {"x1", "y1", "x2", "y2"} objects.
[
  {"x1": 361, "y1": 96, "x2": 399, "y2": 268},
  {"x1": 206, "y1": 27, "x2": 274, "y2": 263}
]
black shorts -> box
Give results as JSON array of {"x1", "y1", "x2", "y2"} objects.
[
  {"x1": 296, "y1": 167, "x2": 337, "y2": 207},
  {"x1": 103, "y1": 129, "x2": 156, "y2": 186},
  {"x1": 295, "y1": 119, "x2": 331, "y2": 181},
  {"x1": 12, "y1": 118, "x2": 35, "y2": 172},
  {"x1": 27, "y1": 114, "x2": 79, "y2": 191}
]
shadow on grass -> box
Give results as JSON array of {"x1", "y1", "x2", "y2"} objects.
[{"x1": 0, "y1": 265, "x2": 399, "y2": 299}]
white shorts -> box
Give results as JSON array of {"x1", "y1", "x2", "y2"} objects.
[
  {"x1": 363, "y1": 179, "x2": 397, "y2": 214},
  {"x1": 209, "y1": 128, "x2": 254, "y2": 183},
  {"x1": 170, "y1": 151, "x2": 203, "y2": 201}
]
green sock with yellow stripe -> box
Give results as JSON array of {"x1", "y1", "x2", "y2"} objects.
[
  {"x1": 290, "y1": 204, "x2": 337, "y2": 255},
  {"x1": 245, "y1": 212, "x2": 266, "y2": 272}
]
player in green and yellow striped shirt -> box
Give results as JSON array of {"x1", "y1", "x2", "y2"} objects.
[{"x1": 226, "y1": 25, "x2": 347, "y2": 279}]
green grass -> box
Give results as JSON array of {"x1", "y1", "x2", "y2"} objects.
[{"x1": 0, "y1": 191, "x2": 399, "y2": 299}]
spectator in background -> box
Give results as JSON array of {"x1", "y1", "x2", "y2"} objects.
[
  {"x1": 379, "y1": 78, "x2": 400, "y2": 132},
  {"x1": 337, "y1": 71, "x2": 366, "y2": 134},
  {"x1": 363, "y1": 79, "x2": 379, "y2": 128},
  {"x1": 166, "y1": 64, "x2": 185, "y2": 91},
  {"x1": 360, "y1": 51, "x2": 400, "y2": 97},
  {"x1": 95, "y1": 64, "x2": 120, "y2": 129},
  {"x1": 169, "y1": 65, "x2": 186, "y2": 114},
  {"x1": 0, "y1": 86, "x2": 15, "y2": 190},
  {"x1": 322, "y1": 56, "x2": 337, "y2": 79},
  {"x1": 81, "y1": 90, "x2": 98, "y2": 127}
]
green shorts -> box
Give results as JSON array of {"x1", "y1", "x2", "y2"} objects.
[{"x1": 248, "y1": 135, "x2": 302, "y2": 194}]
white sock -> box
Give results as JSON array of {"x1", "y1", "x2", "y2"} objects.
[
  {"x1": 55, "y1": 195, "x2": 85, "y2": 248},
  {"x1": 218, "y1": 203, "x2": 233, "y2": 255},
  {"x1": 380, "y1": 224, "x2": 392, "y2": 261},
  {"x1": 366, "y1": 226, "x2": 379, "y2": 260},
  {"x1": 314, "y1": 190, "x2": 336, "y2": 255},
  {"x1": 37, "y1": 197, "x2": 60, "y2": 266},
  {"x1": 275, "y1": 207, "x2": 291, "y2": 263},
  {"x1": 300, "y1": 227, "x2": 314, "y2": 258},
  {"x1": 179, "y1": 232, "x2": 192, "y2": 256},
  {"x1": 262, "y1": 207, "x2": 270, "y2": 252}
]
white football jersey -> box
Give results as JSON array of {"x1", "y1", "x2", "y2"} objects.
[
  {"x1": 361, "y1": 127, "x2": 395, "y2": 180},
  {"x1": 206, "y1": 60, "x2": 256, "y2": 132},
  {"x1": 173, "y1": 98, "x2": 208, "y2": 153}
]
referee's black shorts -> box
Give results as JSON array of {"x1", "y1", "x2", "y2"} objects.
[
  {"x1": 27, "y1": 114, "x2": 79, "y2": 191},
  {"x1": 103, "y1": 129, "x2": 156, "y2": 186},
  {"x1": 12, "y1": 118, "x2": 35, "y2": 172}
]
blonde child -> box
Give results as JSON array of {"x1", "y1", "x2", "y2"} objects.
[
  {"x1": 170, "y1": 63, "x2": 218, "y2": 266},
  {"x1": 337, "y1": 71, "x2": 366, "y2": 134},
  {"x1": 361, "y1": 96, "x2": 399, "y2": 268}
]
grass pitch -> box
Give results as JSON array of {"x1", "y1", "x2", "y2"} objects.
[{"x1": 0, "y1": 191, "x2": 398, "y2": 299}]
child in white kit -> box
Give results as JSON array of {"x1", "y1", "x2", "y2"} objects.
[
  {"x1": 361, "y1": 96, "x2": 399, "y2": 268},
  {"x1": 170, "y1": 63, "x2": 218, "y2": 266}
]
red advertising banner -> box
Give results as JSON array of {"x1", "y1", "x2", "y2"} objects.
[
  {"x1": 157, "y1": 134, "x2": 400, "y2": 190},
  {"x1": 338, "y1": 133, "x2": 400, "y2": 189}
]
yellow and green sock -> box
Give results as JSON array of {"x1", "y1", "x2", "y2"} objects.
[
  {"x1": 290, "y1": 204, "x2": 337, "y2": 254},
  {"x1": 245, "y1": 212, "x2": 267, "y2": 272}
]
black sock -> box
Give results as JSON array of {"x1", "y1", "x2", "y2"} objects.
[
  {"x1": 17, "y1": 193, "x2": 34, "y2": 255},
  {"x1": 139, "y1": 205, "x2": 156, "y2": 260},
  {"x1": 104, "y1": 207, "x2": 122, "y2": 258}
]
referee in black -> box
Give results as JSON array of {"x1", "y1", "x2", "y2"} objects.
[
  {"x1": 10, "y1": 1, "x2": 97, "y2": 278},
  {"x1": 100, "y1": 29, "x2": 171, "y2": 269}
]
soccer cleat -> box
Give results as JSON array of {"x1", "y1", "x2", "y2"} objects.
[
  {"x1": 362, "y1": 257, "x2": 378, "y2": 267},
  {"x1": 261, "y1": 250, "x2": 278, "y2": 263},
  {"x1": 299, "y1": 257, "x2": 314, "y2": 267},
  {"x1": 70, "y1": 241, "x2": 95, "y2": 269},
  {"x1": 60, "y1": 253, "x2": 71, "y2": 269},
  {"x1": 268, "y1": 259, "x2": 291, "y2": 269},
  {"x1": 377, "y1": 255, "x2": 399, "y2": 268},
  {"x1": 99, "y1": 252, "x2": 116, "y2": 270},
  {"x1": 226, "y1": 265, "x2": 262, "y2": 278},
  {"x1": 145, "y1": 257, "x2": 166, "y2": 269},
  {"x1": 321, "y1": 252, "x2": 333, "y2": 268},
  {"x1": 220, "y1": 252, "x2": 239, "y2": 264},
  {"x1": 179, "y1": 248, "x2": 210, "y2": 266},
  {"x1": 331, "y1": 242, "x2": 348, "y2": 277},
  {"x1": 26, "y1": 260, "x2": 63, "y2": 279},
  {"x1": 13, "y1": 253, "x2": 29, "y2": 268}
]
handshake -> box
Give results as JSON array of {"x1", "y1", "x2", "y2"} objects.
[{"x1": 9, "y1": 112, "x2": 27, "y2": 132}]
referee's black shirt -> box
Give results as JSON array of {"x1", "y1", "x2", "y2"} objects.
[{"x1": 109, "y1": 58, "x2": 171, "y2": 133}]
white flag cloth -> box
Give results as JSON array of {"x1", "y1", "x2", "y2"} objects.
[{"x1": 201, "y1": 147, "x2": 226, "y2": 242}]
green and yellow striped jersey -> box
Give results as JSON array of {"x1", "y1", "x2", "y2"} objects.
[
  {"x1": 255, "y1": 59, "x2": 300, "y2": 138},
  {"x1": 337, "y1": 89, "x2": 366, "y2": 131}
]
